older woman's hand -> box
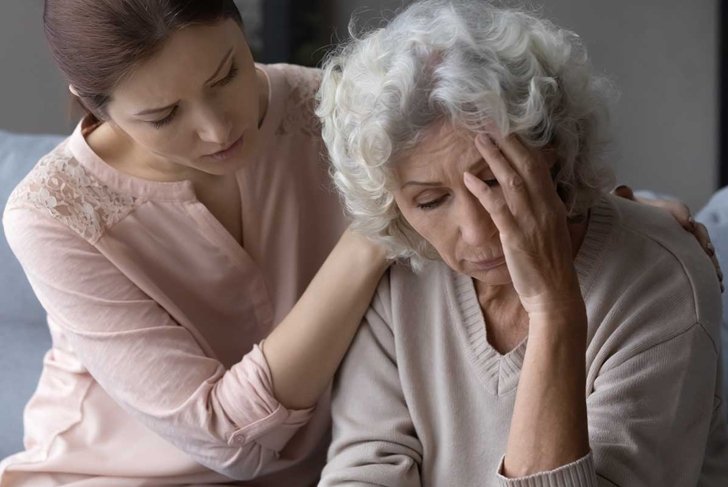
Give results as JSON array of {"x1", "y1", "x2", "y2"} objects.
[{"x1": 463, "y1": 134, "x2": 584, "y2": 318}]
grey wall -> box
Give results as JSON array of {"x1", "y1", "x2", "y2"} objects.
[
  {"x1": 0, "y1": 0, "x2": 719, "y2": 209},
  {"x1": 540, "y1": 0, "x2": 718, "y2": 213},
  {"x1": 333, "y1": 0, "x2": 719, "y2": 211},
  {"x1": 0, "y1": 2, "x2": 73, "y2": 135},
  {"x1": 0, "y1": 1, "x2": 261, "y2": 136}
]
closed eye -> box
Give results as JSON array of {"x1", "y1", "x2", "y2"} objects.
[
  {"x1": 213, "y1": 63, "x2": 239, "y2": 88},
  {"x1": 150, "y1": 106, "x2": 178, "y2": 129},
  {"x1": 417, "y1": 194, "x2": 449, "y2": 210}
]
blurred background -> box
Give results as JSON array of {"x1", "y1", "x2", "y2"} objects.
[{"x1": 0, "y1": 0, "x2": 720, "y2": 210}]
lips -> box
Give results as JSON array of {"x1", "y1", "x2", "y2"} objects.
[
  {"x1": 467, "y1": 256, "x2": 506, "y2": 271},
  {"x1": 206, "y1": 134, "x2": 244, "y2": 161}
]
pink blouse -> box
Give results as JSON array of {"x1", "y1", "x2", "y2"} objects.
[{"x1": 0, "y1": 64, "x2": 348, "y2": 486}]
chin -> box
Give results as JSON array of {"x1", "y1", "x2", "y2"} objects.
[{"x1": 468, "y1": 265, "x2": 512, "y2": 285}]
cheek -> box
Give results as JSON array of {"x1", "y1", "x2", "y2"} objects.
[{"x1": 399, "y1": 207, "x2": 459, "y2": 264}]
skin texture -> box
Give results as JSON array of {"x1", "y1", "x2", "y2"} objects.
[
  {"x1": 393, "y1": 123, "x2": 587, "y2": 352},
  {"x1": 394, "y1": 121, "x2": 590, "y2": 475},
  {"x1": 81, "y1": 20, "x2": 390, "y2": 411},
  {"x1": 89, "y1": 19, "x2": 264, "y2": 182}
]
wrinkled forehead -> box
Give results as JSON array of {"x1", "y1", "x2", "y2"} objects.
[
  {"x1": 111, "y1": 20, "x2": 245, "y2": 107},
  {"x1": 393, "y1": 122, "x2": 481, "y2": 180}
]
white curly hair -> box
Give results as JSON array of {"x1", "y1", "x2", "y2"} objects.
[{"x1": 317, "y1": 0, "x2": 615, "y2": 267}]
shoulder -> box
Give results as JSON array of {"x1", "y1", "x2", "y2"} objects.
[
  {"x1": 262, "y1": 63, "x2": 323, "y2": 138},
  {"x1": 272, "y1": 63, "x2": 322, "y2": 91},
  {"x1": 4, "y1": 140, "x2": 141, "y2": 244},
  {"x1": 367, "y1": 259, "x2": 454, "y2": 332},
  {"x1": 589, "y1": 195, "x2": 721, "y2": 353}
]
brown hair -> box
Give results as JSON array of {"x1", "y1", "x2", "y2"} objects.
[{"x1": 43, "y1": 0, "x2": 244, "y2": 119}]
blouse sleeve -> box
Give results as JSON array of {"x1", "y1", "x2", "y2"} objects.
[
  {"x1": 319, "y1": 273, "x2": 423, "y2": 487},
  {"x1": 3, "y1": 207, "x2": 315, "y2": 481}
]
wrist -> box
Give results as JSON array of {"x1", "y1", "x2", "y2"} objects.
[
  {"x1": 527, "y1": 299, "x2": 587, "y2": 336},
  {"x1": 340, "y1": 229, "x2": 389, "y2": 273}
]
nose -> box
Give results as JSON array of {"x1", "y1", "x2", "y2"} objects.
[
  {"x1": 458, "y1": 193, "x2": 497, "y2": 247},
  {"x1": 195, "y1": 105, "x2": 232, "y2": 146}
]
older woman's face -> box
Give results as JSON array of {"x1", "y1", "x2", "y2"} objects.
[{"x1": 394, "y1": 123, "x2": 511, "y2": 285}]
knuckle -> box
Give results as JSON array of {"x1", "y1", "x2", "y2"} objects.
[
  {"x1": 523, "y1": 159, "x2": 540, "y2": 175},
  {"x1": 493, "y1": 198, "x2": 509, "y2": 212},
  {"x1": 508, "y1": 176, "x2": 524, "y2": 190}
]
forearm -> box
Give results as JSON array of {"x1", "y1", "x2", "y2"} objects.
[
  {"x1": 262, "y1": 229, "x2": 389, "y2": 409},
  {"x1": 503, "y1": 307, "x2": 590, "y2": 478}
]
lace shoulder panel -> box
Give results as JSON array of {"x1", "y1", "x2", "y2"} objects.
[
  {"x1": 275, "y1": 64, "x2": 323, "y2": 139},
  {"x1": 7, "y1": 144, "x2": 141, "y2": 244}
]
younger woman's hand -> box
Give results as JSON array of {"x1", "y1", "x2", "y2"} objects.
[
  {"x1": 463, "y1": 134, "x2": 584, "y2": 318},
  {"x1": 612, "y1": 185, "x2": 723, "y2": 292}
]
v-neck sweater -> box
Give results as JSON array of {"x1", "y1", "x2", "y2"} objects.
[
  {"x1": 321, "y1": 195, "x2": 728, "y2": 486},
  {"x1": 1, "y1": 64, "x2": 348, "y2": 486}
]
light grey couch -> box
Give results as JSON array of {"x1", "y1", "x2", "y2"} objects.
[
  {"x1": 0, "y1": 130, "x2": 727, "y2": 460},
  {"x1": 0, "y1": 131, "x2": 63, "y2": 459}
]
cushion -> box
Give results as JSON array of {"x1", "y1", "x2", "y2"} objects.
[
  {"x1": 0, "y1": 130, "x2": 64, "y2": 458},
  {"x1": 697, "y1": 188, "x2": 728, "y2": 409}
]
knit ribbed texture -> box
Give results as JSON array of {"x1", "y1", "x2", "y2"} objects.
[
  {"x1": 322, "y1": 195, "x2": 728, "y2": 486},
  {"x1": 497, "y1": 453, "x2": 598, "y2": 487}
]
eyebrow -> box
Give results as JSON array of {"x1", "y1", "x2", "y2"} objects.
[
  {"x1": 133, "y1": 48, "x2": 234, "y2": 117},
  {"x1": 400, "y1": 157, "x2": 487, "y2": 189},
  {"x1": 204, "y1": 47, "x2": 235, "y2": 84}
]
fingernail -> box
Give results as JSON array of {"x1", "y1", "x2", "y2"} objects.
[
  {"x1": 475, "y1": 134, "x2": 490, "y2": 146},
  {"x1": 707, "y1": 242, "x2": 715, "y2": 255},
  {"x1": 688, "y1": 216, "x2": 696, "y2": 231}
]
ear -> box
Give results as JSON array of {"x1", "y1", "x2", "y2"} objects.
[{"x1": 68, "y1": 84, "x2": 80, "y2": 97}]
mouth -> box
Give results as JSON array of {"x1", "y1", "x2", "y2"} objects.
[
  {"x1": 466, "y1": 256, "x2": 506, "y2": 271},
  {"x1": 205, "y1": 134, "x2": 245, "y2": 161}
]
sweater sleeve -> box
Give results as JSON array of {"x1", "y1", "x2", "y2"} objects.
[
  {"x1": 497, "y1": 323, "x2": 722, "y2": 487},
  {"x1": 3, "y1": 207, "x2": 314, "y2": 481},
  {"x1": 319, "y1": 275, "x2": 423, "y2": 487},
  {"x1": 585, "y1": 323, "x2": 721, "y2": 486}
]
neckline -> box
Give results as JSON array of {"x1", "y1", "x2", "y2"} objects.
[
  {"x1": 448, "y1": 195, "x2": 615, "y2": 395},
  {"x1": 66, "y1": 63, "x2": 286, "y2": 202}
]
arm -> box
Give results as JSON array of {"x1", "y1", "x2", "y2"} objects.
[
  {"x1": 464, "y1": 134, "x2": 592, "y2": 480},
  {"x1": 320, "y1": 276, "x2": 423, "y2": 487},
  {"x1": 4, "y1": 208, "x2": 385, "y2": 479},
  {"x1": 464, "y1": 134, "x2": 724, "y2": 485},
  {"x1": 585, "y1": 325, "x2": 721, "y2": 486},
  {"x1": 263, "y1": 228, "x2": 389, "y2": 409},
  {"x1": 501, "y1": 309, "x2": 593, "y2": 482}
]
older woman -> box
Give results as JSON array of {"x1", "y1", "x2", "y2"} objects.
[{"x1": 316, "y1": 1, "x2": 728, "y2": 485}]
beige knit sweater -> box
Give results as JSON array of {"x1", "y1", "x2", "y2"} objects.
[{"x1": 320, "y1": 194, "x2": 728, "y2": 486}]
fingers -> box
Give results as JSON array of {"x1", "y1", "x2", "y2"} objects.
[
  {"x1": 636, "y1": 197, "x2": 693, "y2": 231},
  {"x1": 474, "y1": 134, "x2": 531, "y2": 215},
  {"x1": 495, "y1": 134, "x2": 553, "y2": 188},
  {"x1": 691, "y1": 222, "x2": 724, "y2": 292},
  {"x1": 463, "y1": 171, "x2": 519, "y2": 238},
  {"x1": 612, "y1": 185, "x2": 635, "y2": 201},
  {"x1": 476, "y1": 134, "x2": 560, "y2": 207}
]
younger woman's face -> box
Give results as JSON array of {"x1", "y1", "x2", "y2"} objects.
[{"x1": 104, "y1": 19, "x2": 263, "y2": 176}]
